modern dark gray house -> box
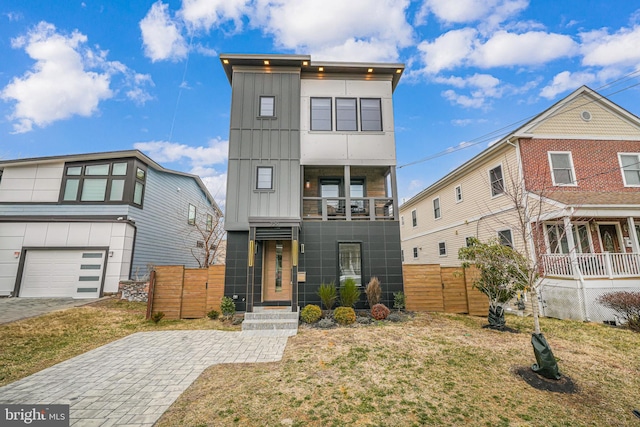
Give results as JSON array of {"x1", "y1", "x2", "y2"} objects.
[
  {"x1": 220, "y1": 54, "x2": 405, "y2": 311},
  {"x1": 0, "y1": 150, "x2": 221, "y2": 298}
]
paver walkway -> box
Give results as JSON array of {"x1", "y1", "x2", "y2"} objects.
[
  {"x1": 0, "y1": 330, "x2": 289, "y2": 426},
  {"x1": 0, "y1": 298, "x2": 102, "y2": 324}
]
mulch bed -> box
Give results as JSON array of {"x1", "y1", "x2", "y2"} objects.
[{"x1": 513, "y1": 366, "x2": 578, "y2": 393}]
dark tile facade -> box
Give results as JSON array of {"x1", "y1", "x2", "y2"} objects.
[
  {"x1": 223, "y1": 231, "x2": 249, "y2": 312},
  {"x1": 298, "y1": 221, "x2": 404, "y2": 309}
]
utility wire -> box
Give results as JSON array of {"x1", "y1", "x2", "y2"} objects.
[{"x1": 398, "y1": 72, "x2": 640, "y2": 169}]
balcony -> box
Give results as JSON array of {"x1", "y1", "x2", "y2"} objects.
[
  {"x1": 302, "y1": 196, "x2": 394, "y2": 221},
  {"x1": 542, "y1": 253, "x2": 640, "y2": 278}
]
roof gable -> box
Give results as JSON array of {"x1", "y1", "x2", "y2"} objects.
[{"x1": 516, "y1": 86, "x2": 640, "y2": 139}]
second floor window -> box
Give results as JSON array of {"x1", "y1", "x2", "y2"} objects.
[
  {"x1": 498, "y1": 229, "x2": 513, "y2": 247},
  {"x1": 489, "y1": 165, "x2": 504, "y2": 196},
  {"x1": 61, "y1": 159, "x2": 145, "y2": 206},
  {"x1": 413, "y1": 247, "x2": 418, "y2": 258},
  {"x1": 411, "y1": 209, "x2": 417, "y2": 227},
  {"x1": 455, "y1": 185, "x2": 462, "y2": 202},
  {"x1": 619, "y1": 153, "x2": 640, "y2": 186},
  {"x1": 256, "y1": 167, "x2": 273, "y2": 190},
  {"x1": 433, "y1": 197, "x2": 441, "y2": 219},
  {"x1": 438, "y1": 241, "x2": 447, "y2": 256},
  {"x1": 549, "y1": 152, "x2": 576, "y2": 186},
  {"x1": 188, "y1": 204, "x2": 196, "y2": 225}
]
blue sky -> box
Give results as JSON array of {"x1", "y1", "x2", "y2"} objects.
[{"x1": 2, "y1": 1, "x2": 640, "y2": 209}]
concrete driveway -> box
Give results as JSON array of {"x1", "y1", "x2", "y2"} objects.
[
  {"x1": 0, "y1": 330, "x2": 289, "y2": 426},
  {"x1": 0, "y1": 298, "x2": 102, "y2": 324}
]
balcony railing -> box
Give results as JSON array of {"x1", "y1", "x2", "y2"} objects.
[
  {"x1": 542, "y1": 253, "x2": 640, "y2": 278},
  {"x1": 302, "y1": 197, "x2": 395, "y2": 221}
]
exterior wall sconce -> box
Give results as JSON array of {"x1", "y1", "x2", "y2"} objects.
[{"x1": 305, "y1": 180, "x2": 311, "y2": 189}]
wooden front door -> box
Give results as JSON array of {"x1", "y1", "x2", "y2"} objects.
[
  {"x1": 263, "y1": 240, "x2": 292, "y2": 301},
  {"x1": 599, "y1": 224, "x2": 621, "y2": 253}
]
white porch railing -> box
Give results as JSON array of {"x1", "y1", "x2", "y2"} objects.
[{"x1": 542, "y1": 253, "x2": 640, "y2": 278}]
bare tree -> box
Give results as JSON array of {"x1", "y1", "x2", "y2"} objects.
[{"x1": 181, "y1": 199, "x2": 225, "y2": 268}]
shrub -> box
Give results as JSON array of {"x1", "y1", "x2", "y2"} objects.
[
  {"x1": 207, "y1": 310, "x2": 220, "y2": 320},
  {"x1": 339, "y1": 278, "x2": 361, "y2": 308},
  {"x1": 150, "y1": 311, "x2": 165, "y2": 324},
  {"x1": 220, "y1": 296, "x2": 236, "y2": 318},
  {"x1": 597, "y1": 291, "x2": 640, "y2": 331},
  {"x1": 371, "y1": 303, "x2": 390, "y2": 320},
  {"x1": 317, "y1": 318, "x2": 336, "y2": 329},
  {"x1": 333, "y1": 307, "x2": 356, "y2": 325},
  {"x1": 318, "y1": 282, "x2": 337, "y2": 310},
  {"x1": 393, "y1": 291, "x2": 406, "y2": 310},
  {"x1": 387, "y1": 312, "x2": 402, "y2": 322},
  {"x1": 300, "y1": 304, "x2": 323, "y2": 323},
  {"x1": 365, "y1": 277, "x2": 382, "y2": 307}
]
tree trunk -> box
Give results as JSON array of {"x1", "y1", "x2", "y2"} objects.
[{"x1": 530, "y1": 290, "x2": 541, "y2": 334}]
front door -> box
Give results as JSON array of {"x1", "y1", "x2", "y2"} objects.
[
  {"x1": 599, "y1": 224, "x2": 621, "y2": 253},
  {"x1": 263, "y1": 240, "x2": 292, "y2": 301}
]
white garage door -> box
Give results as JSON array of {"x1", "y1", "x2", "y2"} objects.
[{"x1": 20, "y1": 250, "x2": 106, "y2": 298}]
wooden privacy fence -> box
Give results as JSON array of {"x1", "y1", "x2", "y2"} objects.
[
  {"x1": 403, "y1": 264, "x2": 488, "y2": 316},
  {"x1": 146, "y1": 265, "x2": 225, "y2": 320}
]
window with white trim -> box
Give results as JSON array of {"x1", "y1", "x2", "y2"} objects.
[
  {"x1": 433, "y1": 197, "x2": 441, "y2": 219},
  {"x1": 188, "y1": 204, "x2": 196, "y2": 225},
  {"x1": 497, "y1": 229, "x2": 513, "y2": 247},
  {"x1": 401, "y1": 249, "x2": 404, "y2": 262},
  {"x1": 401, "y1": 216, "x2": 404, "y2": 226},
  {"x1": 411, "y1": 209, "x2": 417, "y2": 227},
  {"x1": 465, "y1": 236, "x2": 475, "y2": 247},
  {"x1": 259, "y1": 96, "x2": 275, "y2": 117},
  {"x1": 548, "y1": 152, "x2": 576, "y2": 186},
  {"x1": 256, "y1": 167, "x2": 273, "y2": 190},
  {"x1": 619, "y1": 153, "x2": 640, "y2": 186},
  {"x1": 455, "y1": 185, "x2": 462, "y2": 203},
  {"x1": 413, "y1": 247, "x2": 418, "y2": 258},
  {"x1": 545, "y1": 223, "x2": 592, "y2": 254},
  {"x1": 489, "y1": 165, "x2": 504, "y2": 196},
  {"x1": 438, "y1": 241, "x2": 447, "y2": 256}
]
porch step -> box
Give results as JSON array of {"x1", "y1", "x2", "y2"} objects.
[{"x1": 242, "y1": 306, "x2": 299, "y2": 335}]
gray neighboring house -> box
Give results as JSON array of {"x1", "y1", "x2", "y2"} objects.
[
  {"x1": 220, "y1": 54, "x2": 405, "y2": 312},
  {"x1": 0, "y1": 150, "x2": 222, "y2": 298}
]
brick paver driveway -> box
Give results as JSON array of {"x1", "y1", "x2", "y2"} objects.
[
  {"x1": 0, "y1": 298, "x2": 101, "y2": 324},
  {"x1": 0, "y1": 330, "x2": 289, "y2": 426}
]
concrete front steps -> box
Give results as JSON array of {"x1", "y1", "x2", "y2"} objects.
[{"x1": 240, "y1": 306, "x2": 299, "y2": 337}]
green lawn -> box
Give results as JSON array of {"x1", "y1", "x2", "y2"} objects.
[{"x1": 157, "y1": 313, "x2": 640, "y2": 427}]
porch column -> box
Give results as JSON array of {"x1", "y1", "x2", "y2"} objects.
[
  {"x1": 628, "y1": 217, "x2": 639, "y2": 253},
  {"x1": 563, "y1": 216, "x2": 582, "y2": 280},
  {"x1": 344, "y1": 165, "x2": 351, "y2": 221},
  {"x1": 390, "y1": 166, "x2": 398, "y2": 220}
]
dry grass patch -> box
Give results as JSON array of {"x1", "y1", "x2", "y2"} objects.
[
  {"x1": 158, "y1": 313, "x2": 640, "y2": 427},
  {"x1": 0, "y1": 298, "x2": 239, "y2": 386}
]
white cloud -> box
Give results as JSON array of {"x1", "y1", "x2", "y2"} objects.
[
  {"x1": 2, "y1": 22, "x2": 153, "y2": 133},
  {"x1": 471, "y1": 31, "x2": 578, "y2": 67},
  {"x1": 4, "y1": 11, "x2": 23, "y2": 21},
  {"x1": 451, "y1": 118, "x2": 488, "y2": 126},
  {"x1": 417, "y1": 28, "x2": 477, "y2": 74},
  {"x1": 580, "y1": 25, "x2": 640, "y2": 67},
  {"x1": 437, "y1": 73, "x2": 502, "y2": 108},
  {"x1": 443, "y1": 90, "x2": 485, "y2": 108},
  {"x1": 134, "y1": 138, "x2": 228, "y2": 166},
  {"x1": 179, "y1": 0, "x2": 250, "y2": 32},
  {"x1": 417, "y1": 0, "x2": 527, "y2": 27},
  {"x1": 252, "y1": 0, "x2": 413, "y2": 62},
  {"x1": 1, "y1": 22, "x2": 113, "y2": 133},
  {"x1": 539, "y1": 71, "x2": 596, "y2": 99},
  {"x1": 140, "y1": 1, "x2": 188, "y2": 62}
]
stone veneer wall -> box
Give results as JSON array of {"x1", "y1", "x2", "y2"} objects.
[{"x1": 117, "y1": 281, "x2": 149, "y2": 302}]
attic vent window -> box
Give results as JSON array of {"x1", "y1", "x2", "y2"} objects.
[{"x1": 581, "y1": 111, "x2": 592, "y2": 121}]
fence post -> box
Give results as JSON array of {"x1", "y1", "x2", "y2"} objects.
[{"x1": 145, "y1": 270, "x2": 156, "y2": 320}]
